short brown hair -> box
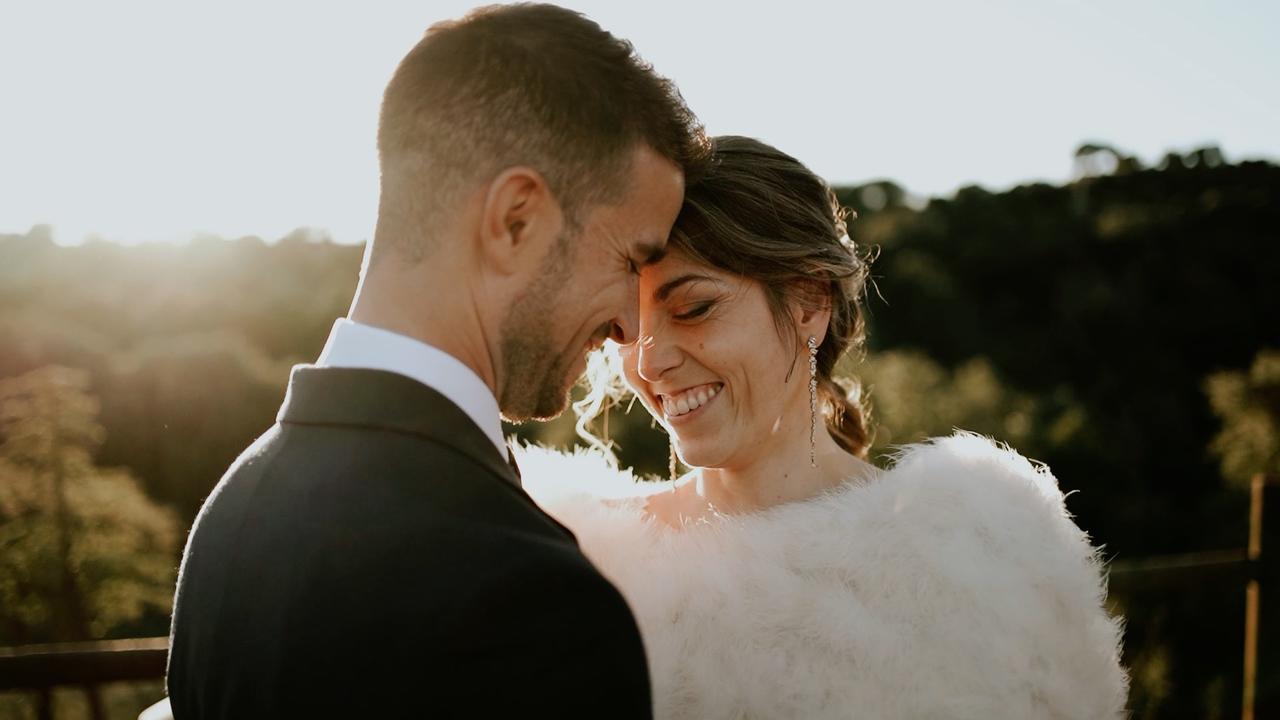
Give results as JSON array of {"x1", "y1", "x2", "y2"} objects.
[
  {"x1": 376, "y1": 3, "x2": 708, "y2": 260},
  {"x1": 670, "y1": 136, "x2": 874, "y2": 457}
]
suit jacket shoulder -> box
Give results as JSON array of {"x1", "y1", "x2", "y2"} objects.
[{"x1": 167, "y1": 367, "x2": 651, "y2": 719}]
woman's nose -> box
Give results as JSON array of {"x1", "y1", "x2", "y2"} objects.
[{"x1": 635, "y1": 330, "x2": 681, "y2": 383}]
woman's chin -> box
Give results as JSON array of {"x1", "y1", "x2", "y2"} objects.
[{"x1": 673, "y1": 440, "x2": 722, "y2": 471}]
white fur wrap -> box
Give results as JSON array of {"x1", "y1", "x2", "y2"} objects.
[{"x1": 516, "y1": 433, "x2": 1128, "y2": 719}]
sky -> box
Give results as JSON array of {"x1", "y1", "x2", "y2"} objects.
[{"x1": 1, "y1": 0, "x2": 1277, "y2": 246}]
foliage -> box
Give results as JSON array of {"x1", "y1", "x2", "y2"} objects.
[
  {"x1": 1206, "y1": 349, "x2": 1280, "y2": 487},
  {"x1": 0, "y1": 367, "x2": 178, "y2": 645},
  {"x1": 850, "y1": 350, "x2": 1037, "y2": 455}
]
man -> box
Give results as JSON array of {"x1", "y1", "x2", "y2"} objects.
[{"x1": 166, "y1": 4, "x2": 706, "y2": 717}]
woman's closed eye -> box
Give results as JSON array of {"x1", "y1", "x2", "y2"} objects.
[{"x1": 674, "y1": 301, "x2": 715, "y2": 321}]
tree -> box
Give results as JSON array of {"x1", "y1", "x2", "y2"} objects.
[
  {"x1": 0, "y1": 367, "x2": 178, "y2": 648},
  {"x1": 1207, "y1": 349, "x2": 1280, "y2": 487},
  {"x1": 849, "y1": 350, "x2": 1038, "y2": 456}
]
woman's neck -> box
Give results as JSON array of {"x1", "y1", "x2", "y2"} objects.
[{"x1": 693, "y1": 418, "x2": 873, "y2": 516}]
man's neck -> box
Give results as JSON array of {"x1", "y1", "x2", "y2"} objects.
[{"x1": 347, "y1": 254, "x2": 500, "y2": 396}]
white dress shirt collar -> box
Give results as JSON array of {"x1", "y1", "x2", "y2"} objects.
[{"x1": 315, "y1": 318, "x2": 506, "y2": 456}]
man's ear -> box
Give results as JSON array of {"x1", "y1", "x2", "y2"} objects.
[{"x1": 478, "y1": 166, "x2": 562, "y2": 276}]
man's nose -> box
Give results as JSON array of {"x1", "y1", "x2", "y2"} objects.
[{"x1": 609, "y1": 283, "x2": 641, "y2": 345}]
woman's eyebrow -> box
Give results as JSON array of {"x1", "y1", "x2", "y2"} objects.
[{"x1": 654, "y1": 274, "x2": 716, "y2": 302}]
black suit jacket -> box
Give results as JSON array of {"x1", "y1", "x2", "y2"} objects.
[{"x1": 167, "y1": 367, "x2": 651, "y2": 718}]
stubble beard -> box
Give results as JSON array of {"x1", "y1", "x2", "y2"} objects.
[{"x1": 497, "y1": 233, "x2": 577, "y2": 422}]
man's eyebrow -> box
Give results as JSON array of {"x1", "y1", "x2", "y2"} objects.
[
  {"x1": 654, "y1": 273, "x2": 716, "y2": 302},
  {"x1": 636, "y1": 242, "x2": 666, "y2": 266}
]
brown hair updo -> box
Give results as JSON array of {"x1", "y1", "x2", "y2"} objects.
[{"x1": 668, "y1": 135, "x2": 873, "y2": 457}]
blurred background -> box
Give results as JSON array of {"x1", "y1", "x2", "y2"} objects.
[{"x1": 1, "y1": 1, "x2": 1277, "y2": 718}]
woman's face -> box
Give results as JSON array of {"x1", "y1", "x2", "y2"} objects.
[{"x1": 619, "y1": 246, "x2": 808, "y2": 470}]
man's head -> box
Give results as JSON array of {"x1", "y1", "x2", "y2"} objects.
[
  {"x1": 369, "y1": 3, "x2": 707, "y2": 421},
  {"x1": 376, "y1": 4, "x2": 706, "y2": 256}
]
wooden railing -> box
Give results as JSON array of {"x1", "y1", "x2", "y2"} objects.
[
  {"x1": 0, "y1": 636, "x2": 167, "y2": 719},
  {"x1": 1107, "y1": 473, "x2": 1278, "y2": 719},
  {"x1": 1, "y1": 474, "x2": 1276, "y2": 720}
]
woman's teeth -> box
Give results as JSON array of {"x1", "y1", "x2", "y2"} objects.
[{"x1": 662, "y1": 384, "x2": 721, "y2": 417}]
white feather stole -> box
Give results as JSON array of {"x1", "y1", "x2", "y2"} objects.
[{"x1": 516, "y1": 432, "x2": 1127, "y2": 719}]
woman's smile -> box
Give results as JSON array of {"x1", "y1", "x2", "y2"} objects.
[{"x1": 658, "y1": 382, "x2": 724, "y2": 424}]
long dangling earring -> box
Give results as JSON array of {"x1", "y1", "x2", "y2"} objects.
[{"x1": 808, "y1": 335, "x2": 819, "y2": 468}]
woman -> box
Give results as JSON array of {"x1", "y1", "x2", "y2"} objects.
[{"x1": 519, "y1": 136, "x2": 1128, "y2": 718}]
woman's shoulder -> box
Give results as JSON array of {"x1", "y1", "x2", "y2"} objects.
[
  {"x1": 869, "y1": 432, "x2": 1091, "y2": 550},
  {"x1": 849, "y1": 433, "x2": 1122, "y2": 648},
  {"x1": 823, "y1": 432, "x2": 1101, "y2": 570},
  {"x1": 882, "y1": 431, "x2": 1069, "y2": 503},
  {"x1": 812, "y1": 433, "x2": 1127, "y2": 714}
]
